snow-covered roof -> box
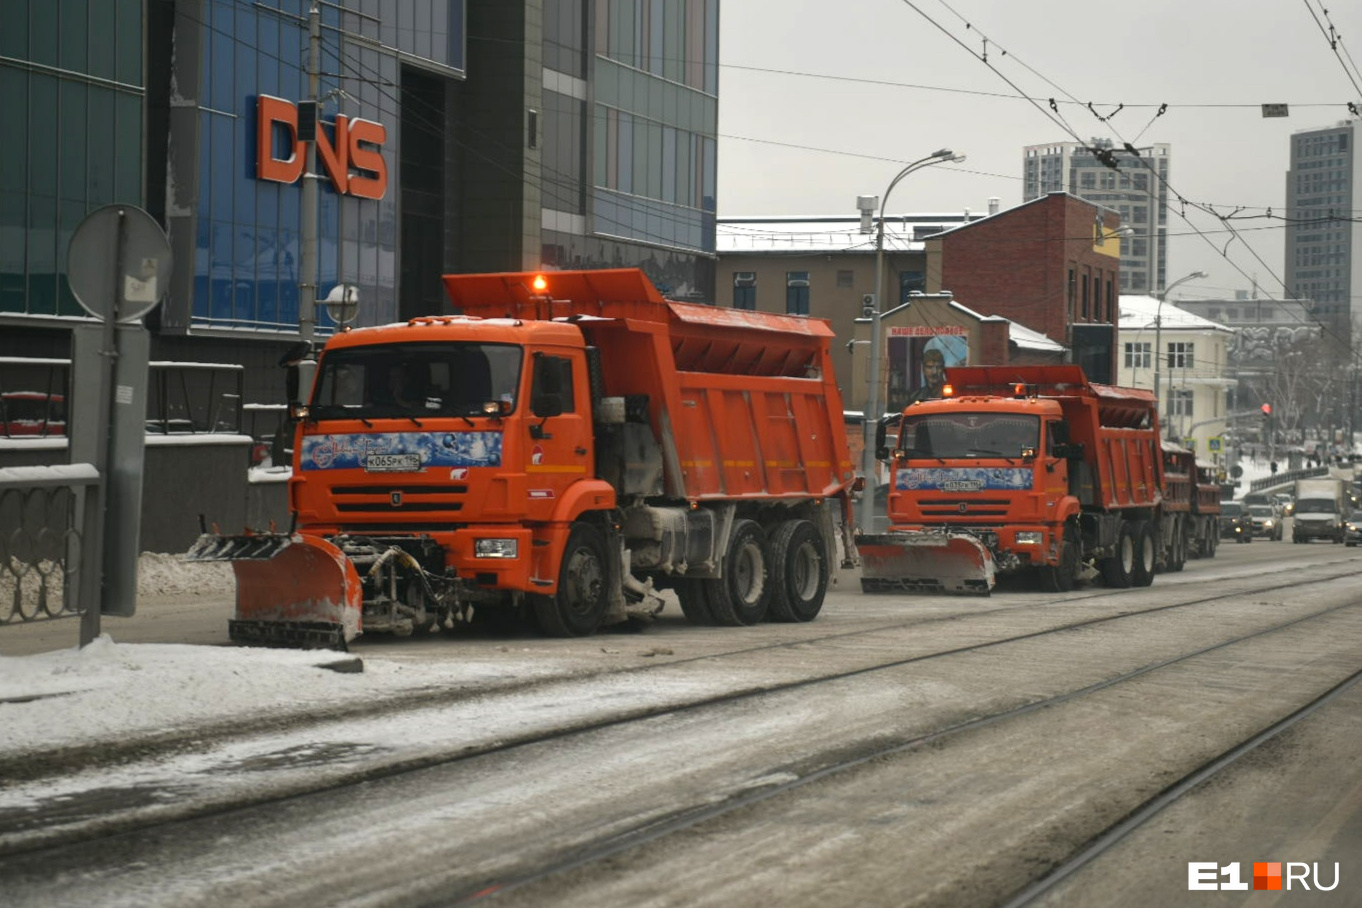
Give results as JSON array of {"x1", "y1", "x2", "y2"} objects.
[
  {"x1": 717, "y1": 214, "x2": 983, "y2": 254},
  {"x1": 1005, "y1": 319, "x2": 1066, "y2": 352},
  {"x1": 1118, "y1": 295, "x2": 1235, "y2": 333}
]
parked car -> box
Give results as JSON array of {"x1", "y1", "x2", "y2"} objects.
[
  {"x1": 1346, "y1": 510, "x2": 1362, "y2": 547},
  {"x1": 0, "y1": 391, "x2": 66, "y2": 437},
  {"x1": 1218, "y1": 501, "x2": 1252, "y2": 542},
  {"x1": 1246, "y1": 504, "x2": 1283, "y2": 541}
]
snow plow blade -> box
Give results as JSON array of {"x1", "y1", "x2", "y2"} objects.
[
  {"x1": 857, "y1": 531, "x2": 996, "y2": 595},
  {"x1": 186, "y1": 533, "x2": 362, "y2": 649}
]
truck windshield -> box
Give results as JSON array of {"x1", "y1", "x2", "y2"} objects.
[
  {"x1": 1296, "y1": 498, "x2": 1338, "y2": 514},
  {"x1": 897, "y1": 413, "x2": 1040, "y2": 459},
  {"x1": 310, "y1": 342, "x2": 522, "y2": 420}
]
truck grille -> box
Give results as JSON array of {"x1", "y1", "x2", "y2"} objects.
[
  {"x1": 330, "y1": 484, "x2": 468, "y2": 514},
  {"x1": 917, "y1": 497, "x2": 1012, "y2": 518}
]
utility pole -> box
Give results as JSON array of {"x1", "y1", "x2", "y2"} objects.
[{"x1": 295, "y1": 2, "x2": 322, "y2": 392}]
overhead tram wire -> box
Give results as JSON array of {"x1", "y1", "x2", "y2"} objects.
[
  {"x1": 900, "y1": 0, "x2": 1359, "y2": 352},
  {"x1": 1302, "y1": 0, "x2": 1362, "y2": 100}
]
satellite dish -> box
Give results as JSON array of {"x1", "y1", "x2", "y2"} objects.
[{"x1": 322, "y1": 284, "x2": 360, "y2": 326}]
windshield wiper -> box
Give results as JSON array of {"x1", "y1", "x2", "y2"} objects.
[{"x1": 967, "y1": 447, "x2": 1007, "y2": 458}]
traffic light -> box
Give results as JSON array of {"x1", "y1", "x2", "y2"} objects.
[{"x1": 1261, "y1": 403, "x2": 1272, "y2": 416}]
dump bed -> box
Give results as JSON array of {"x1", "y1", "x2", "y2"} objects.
[
  {"x1": 444, "y1": 269, "x2": 855, "y2": 502},
  {"x1": 943, "y1": 365, "x2": 1163, "y2": 511}
]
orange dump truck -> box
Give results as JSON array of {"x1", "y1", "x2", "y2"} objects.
[
  {"x1": 858, "y1": 365, "x2": 1170, "y2": 594},
  {"x1": 189, "y1": 269, "x2": 858, "y2": 647},
  {"x1": 1160, "y1": 443, "x2": 1221, "y2": 565}
]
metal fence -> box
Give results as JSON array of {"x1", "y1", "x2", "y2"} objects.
[
  {"x1": 1248, "y1": 465, "x2": 1327, "y2": 495},
  {"x1": 0, "y1": 464, "x2": 99, "y2": 626}
]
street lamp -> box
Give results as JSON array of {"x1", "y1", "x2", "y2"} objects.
[
  {"x1": 860, "y1": 148, "x2": 966, "y2": 529},
  {"x1": 1152, "y1": 269, "x2": 1207, "y2": 438}
]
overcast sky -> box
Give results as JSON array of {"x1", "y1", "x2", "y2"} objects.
[{"x1": 717, "y1": 0, "x2": 1362, "y2": 302}]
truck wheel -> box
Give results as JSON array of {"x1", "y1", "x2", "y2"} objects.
[
  {"x1": 768, "y1": 520, "x2": 828, "y2": 622},
  {"x1": 1131, "y1": 521, "x2": 1156, "y2": 587},
  {"x1": 1170, "y1": 524, "x2": 1187, "y2": 572},
  {"x1": 1038, "y1": 525, "x2": 1078, "y2": 593},
  {"x1": 533, "y1": 523, "x2": 609, "y2": 637},
  {"x1": 674, "y1": 578, "x2": 715, "y2": 626},
  {"x1": 1101, "y1": 521, "x2": 1135, "y2": 588},
  {"x1": 704, "y1": 519, "x2": 771, "y2": 626}
]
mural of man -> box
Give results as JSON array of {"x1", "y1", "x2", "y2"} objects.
[{"x1": 907, "y1": 348, "x2": 947, "y2": 404}]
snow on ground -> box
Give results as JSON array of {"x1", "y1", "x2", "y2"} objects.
[
  {"x1": 0, "y1": 551, "x2": 571, "y2": 762},
  {"x1": 0, "y1": 454, "x2": 1330, "y2": 763}
]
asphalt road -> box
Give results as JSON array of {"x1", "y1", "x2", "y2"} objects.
[{"x1": 2, "y1": 531, "x2": 1361, "y2": 907}]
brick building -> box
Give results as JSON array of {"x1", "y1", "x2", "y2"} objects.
[
  {"x1": 717, "y1": 192, "x2": 1120, "y2": 415},
  {"x1": 927, "y1": 191, "x2": 1122, "y2": 378}
]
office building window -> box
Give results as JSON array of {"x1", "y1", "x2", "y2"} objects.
[
  {"x1": 1170, "y1": 389, "x2": 1193, "y2": 417},
  {"x1": 1167, "y1": 342, "x2": 1194, "y2": 369},
  {"x1": 785, "y1": 271, "x2": 809, "y2": 316},
  {"x1": 733, "y1": 271, "x2": 755, "y2": 310},
  {"x1": 1124, "y1": 342, "x2": 1151, "y2": 369},
  {"x1": 836, "y1": 269, "x2": 853, "y2": 288}
]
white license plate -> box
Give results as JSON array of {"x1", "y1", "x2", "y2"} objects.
[{"x1": 365, "y1": 453, "x2": 422, "y2": 472}]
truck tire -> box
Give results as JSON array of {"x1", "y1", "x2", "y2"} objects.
[
  {"x1": 768, "y1": 520, "x2": 828, "y2": 622},
  {"x1": 1101, "y1": 521, "x2": 1136, "y2": 588},
  {"x1": 704, "y1": 519, "x2": 771, "y2": 626},
  {"x1": 674, "y1": 578, "x2": 715, "y2": 626},
  {"x1": 533, "y1": 522, "x2": 609, "y2": 637},
  {"x1": 1038, "y1": 524, "x2": 1078, "y2": 593},
  {"x1": 1169, "y1": 521, "x2": 1187, "y2": 572},
  {"x1": 1131, "y1": 521, "x2": 1156, "y2": 587}
]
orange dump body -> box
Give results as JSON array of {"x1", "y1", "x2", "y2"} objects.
[{"x1": 442, "y1": 268, "x2": 856, "y2": 503}]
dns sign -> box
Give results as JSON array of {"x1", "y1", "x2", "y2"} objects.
[{"x1": 256, "y1": 95, "x2": 388, "y2": 200}]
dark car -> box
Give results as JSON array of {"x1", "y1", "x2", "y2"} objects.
[
  {"x1": 1246, "y1": 504, "x2": 1283, "y2": 541},
  {"x1": 1218, "y1": 501, "x2": 1252, "y2": 543},
  {"x1": 1346, "y1": 510, "x2": 1362, "y2": 547}
]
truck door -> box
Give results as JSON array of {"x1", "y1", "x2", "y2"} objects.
[{"x1": 524, "y1": 351, "x2": 591, "y2": 520}]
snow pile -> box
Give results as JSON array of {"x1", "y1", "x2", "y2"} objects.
[
  {"x1": 135, "y1": 551, "x2": 232, "y2": 597},
  {"x1": 0, "y1": 634, "x2": 555, "y2": 758},
  {"x1": 0, "y1": 552, "x2": 232, "y2": 609}
]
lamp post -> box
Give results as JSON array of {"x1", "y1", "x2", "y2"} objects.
[
  {"x1": 1152, "y1": 270, "x2": 1207, "y2": 438},
  {"x1": 859, "y1": 148, "x2": 965, "y2": 529}
]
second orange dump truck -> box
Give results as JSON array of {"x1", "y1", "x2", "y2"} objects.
[
  {"x1": 190, "y1": 268, "x2": 858, "y2": 647},
  {"x1": 858, "y1": 365, "x2": 1184, "y2": 594}
]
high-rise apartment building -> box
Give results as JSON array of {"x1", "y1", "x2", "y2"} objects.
[
  {"x1": 1023, "y1": 138, "x2": 1170, "y2": 295},
  {"x1": 1283, "y1": 118, "x2": 1360, "y2": 339}
]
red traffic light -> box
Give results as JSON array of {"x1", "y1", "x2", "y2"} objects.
[{"x1": 1261, "y1": 403, "x2": 1272, "y2": 415}]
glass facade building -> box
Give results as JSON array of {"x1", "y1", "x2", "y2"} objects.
[
  {"x1": 2, "y1": 0, "x2": 719, "y2": 398},
  {"x1": 0, "y1": 0, "x2": 144, "y2": 319},
  {"x1": 158, "y1": 0, "x2": 466, "y2": 335}
]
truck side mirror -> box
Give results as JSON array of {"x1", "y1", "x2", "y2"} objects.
[{"x1": 874, "y1": 416, "x2": 892, "y2": 461}]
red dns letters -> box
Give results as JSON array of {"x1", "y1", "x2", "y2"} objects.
[{"x1": 256, "y1": 95, "x2": 388, "y2": 200}]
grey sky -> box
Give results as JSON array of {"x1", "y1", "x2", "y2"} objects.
[{"x1": 717, "y1": 0, "x2": 1361, "y2": 302}]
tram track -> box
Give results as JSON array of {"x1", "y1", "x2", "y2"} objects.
[
  {"x1": 4, "y1": 557, "x2": 1362, "y2": 898},
  {"x1": 438, "y1": 588, "x2": 1362, "y2": 905}
]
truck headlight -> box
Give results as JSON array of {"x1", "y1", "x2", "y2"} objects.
[
  {"x1": 1015, "y1": 531, "x2": 1043, "y2": 545},
  {"x1": 475, "y1": 538, "x2": 519, "y2": 558}
]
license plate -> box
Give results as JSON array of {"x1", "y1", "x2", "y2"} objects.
[{"x1": 365, "y1": 453, "x2": 422, "y2": 472}]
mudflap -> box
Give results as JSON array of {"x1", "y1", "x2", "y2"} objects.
[
  {"x1": 856, "y1": 531, "x2": 996, "y2": 595},
  {"x1": 190, "y1": 534, "x2": 363, "y2": 649}
]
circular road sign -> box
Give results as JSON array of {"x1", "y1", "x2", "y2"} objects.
[{"x1": 67, "y1": 204, "x2": 174, "y2": 322}]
